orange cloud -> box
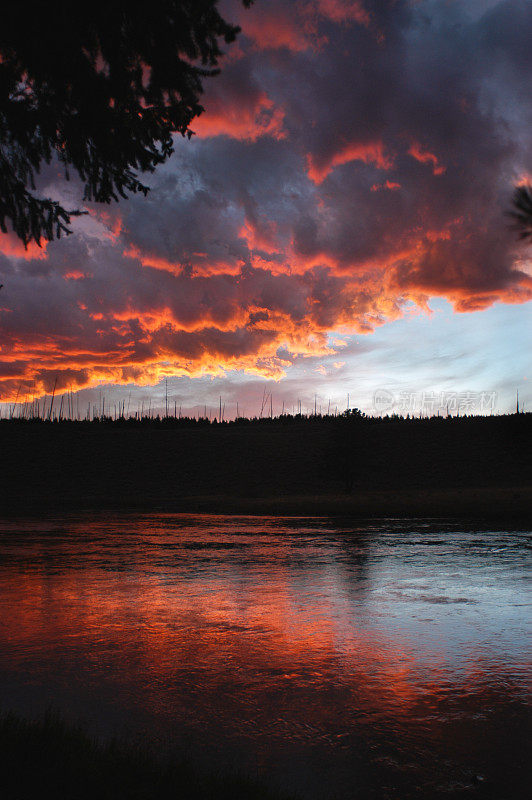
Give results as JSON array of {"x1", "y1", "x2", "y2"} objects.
[
  {"x1": 124, "y1": 244, "x2": 242, "y2": 278},
  {"x1": 307, "y1": 140, "x2": 393, "y2": 184},
  {"x1": 193, "y1": 93, "x2": 286, "y2": 142},
  {"x1": 371, "y1": 180, "x2": 401, "y2": 192},
  {"x1": 408, "y1": 141, "x2": 446, "y2": 175},
  {"x1": 0, "y1": 232, "x2": 48, "y2": 260},
  {"x1": 64, "y1": 271, "x2": 88, "y2": 281},
  {"x1": 239, "y1": 218, "x2": 281, "y2": 253},
  {"x1": 516, "y1": 172, "x2": 532, "y2": 187},
  {"x1": 0, "y1": 287, "x2": 340, "y2": 400}
]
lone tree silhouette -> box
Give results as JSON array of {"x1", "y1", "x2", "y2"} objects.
[
  {"x1": 0, "y1": 1, "x2": 252, "y2": 247},
  {"x1": 510, "y1": 184, "x2": 532, "y2": 241}
]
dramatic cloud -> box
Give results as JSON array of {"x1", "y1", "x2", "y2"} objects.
[{"x1": 0, "y1": 0, "x2": 531, "y2": 400}]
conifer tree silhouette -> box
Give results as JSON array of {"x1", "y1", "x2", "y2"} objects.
[
  {"x1": 0, "y1": 1, "x2": 253, "y2": 247},
  {"x1": 510, "y1": 184, "x2": 532, "y2": 241}
]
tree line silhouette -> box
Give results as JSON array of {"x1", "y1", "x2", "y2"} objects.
[{"x1": 0, "y1": 409, "x2": 529, "y2": 519}]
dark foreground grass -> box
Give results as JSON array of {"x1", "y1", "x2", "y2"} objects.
[{"x1": 0, "y1": 712, "x2": 296, "y2": 800}]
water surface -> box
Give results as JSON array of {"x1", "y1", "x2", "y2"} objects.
[{"x1": 0, "y1": 515, "x2": 530, "y2": 799}]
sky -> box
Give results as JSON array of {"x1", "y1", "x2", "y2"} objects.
[{"x1": 0, "y1": 0, "x2": 531, "y2": 416}]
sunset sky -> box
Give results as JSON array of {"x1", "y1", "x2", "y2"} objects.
[{"x1": 0, "y1": 0, "x2": 530, "y2": 416}]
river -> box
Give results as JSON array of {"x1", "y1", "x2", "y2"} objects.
[{"x1": 0, "y1": 514, "x2": 530, "y2": 799}]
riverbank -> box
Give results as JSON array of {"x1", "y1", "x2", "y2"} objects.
[
  {"x1": 166, "y1": 485, "x2": 532, "y2": 522},
  {"x1": 0, "y1": 712, "x2": 296, "y2": 800},
  {"x1": 2, "y1": 487, "x2": 530, "y2": 525}
]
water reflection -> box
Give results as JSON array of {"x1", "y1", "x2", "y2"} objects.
[{"x1": 0, "y1": 515, "x2": 530, "y2": 799}]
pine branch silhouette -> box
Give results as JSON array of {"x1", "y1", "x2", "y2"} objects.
[
  {"x1": 0, "y1": 1, "x2": 254, "y2": 247},
  {"x1": 509, "y1": 184, "x2": 532, "y2": 241}
]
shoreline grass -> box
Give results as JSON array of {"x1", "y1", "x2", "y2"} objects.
[{"x1": 0, "y1": 711, "x2": 296, "y2": 800}]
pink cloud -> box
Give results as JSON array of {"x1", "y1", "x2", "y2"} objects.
[{"x1": 314, "y1": 0, "x2": 371, "y2": 27}]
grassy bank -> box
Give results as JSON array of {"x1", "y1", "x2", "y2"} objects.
[{"x1": 0, "y1": 712, "x2": 295, "y2": 800}]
